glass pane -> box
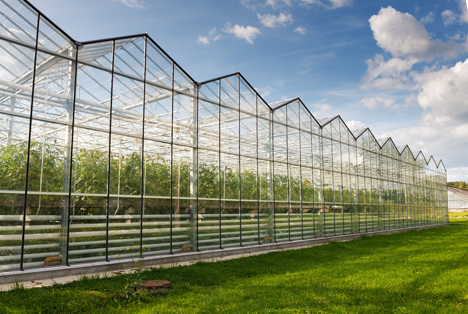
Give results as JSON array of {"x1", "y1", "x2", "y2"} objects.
[
  {"x1": 146, "y1": 41, "x2": 172, "y2": 88},
  {"x1": 33, "y1": 53, "x2": 75, "y2": 123},
  {"x1": 114, "y1": 37, "x2": 145, "y2": 79},
  {"x1": 74, "y1": 65, "x2": 111, "y2": 131},
  {"x1": 38, "y1": 16, "x2": 74, "y2": 57},
  {"x1": 0, "y1": 0, "x2": 37, "y2": 45}
]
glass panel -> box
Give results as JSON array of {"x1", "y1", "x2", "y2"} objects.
[
  {"x1": 174, "y1": 65, "x2": 196, "y2": 96},
  {"x1": 0, "y1": 0, "x2": 37, "y2": 46},
  {"x1": 144, "y1": 83, "x2": 172, "y2": 142},
  {"x1": 274, "y1": 162, "x2": 288, "y2": 242},
  {"x1": 173, "y1": 93, "x2": 196, "y2": 146},
  {"x1": 199, "y1": 81, "x2": 219, "y2": 104},
  {"x1": 32, "y1": 52, "x2": 75, "y2": 123},
  {"x1": 198, "y1": 100, "x2": 219, "y2": 150},
  {"x1": 68, "y1": 127, "x2": 108, "y2": 264},
  {"x1": 0, "y1": 114, "x2": 29, "y2": 271},
  {"x1": 146, "y1": 41, "x2": 172, "y2": 88},
  {"x1": 240, "y1": 113, "x2": 256, "y2": 158},
  {"x1": 114, "y1": 37, "x2": 145, "y2": 79},
  {"x1": 108, "y1": 196, "x2": 141, "y2": 259},
  {"x1": 220, "y1": 76, "x2": 238, "y2": 109},
  {"x1": 109, "y1": 135, "x2": 142, "y2": 196},
  {"x1": 273, "y1": 122, "x2": 287, "y2": 163},
  {"x1": 257, "y1": 117, "x2": 271, "y2": 161},
  {"x1": 37, "y1": 16, "x2": 74, "y2": 57},
  {"x1": 220, "y1": 106, "x2": 239, "y2": 154},
  {"x1": 112, "y1": 74, "x2": 144, "y2": 137},
  {"x1": 23, "y1": 194, "x2": 67, "y2": 269},
  {"x1": 172, "y1": 146, "x2": 196, "y2": 252},
  {"x1": 74, "y1": 65, "x2": 111, "y2": 131},
  {"x1": 0, "y1": 42, "x2": 35, "y2": 116},
  {"x1": 198, "y1": 149, "x2": 220, "y2": 250},
  {"x1": 78, "y1": 41, "x2": 113, "y2": 69},
  {"x1": 220, "y1": 153, "x2": 240, "y2": 247},
  {"x1": 239, "y1": 79, "x2": 256, "y2": 114},
  {"x1": 241, "y1": 157, "x2": 258, "y2": 245}
]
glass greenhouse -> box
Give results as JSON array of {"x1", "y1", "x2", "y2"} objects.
[{"x1": 0, "y1": 0, "x2": 448, "y2": 273}]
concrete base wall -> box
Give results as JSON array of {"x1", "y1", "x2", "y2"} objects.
[{"x1": 0, "y1": 224, "x2": 449, "y2": 285}]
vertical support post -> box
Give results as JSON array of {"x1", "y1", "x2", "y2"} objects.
[
  {"x1": 105, "y1": 40, "x2": 116, "y2": 262},
  {"x1": 189, "y1": 89, "x2": 198, "y2": 250},
  {"x1": 139, "y1": 36, "x2": 148, "y2": 257},
  {"x1": 270, "y1": 111, "x2": 275, "y2": 242},
  {"x1": 63, "y1": 44, "x2": 79, "y2": 265},
  {"x1": 20, "y1": 13, "x2": 41, "y2": 271},
  {"x1": 169, "y1": 62, "x2": 175, "y2": 254}
]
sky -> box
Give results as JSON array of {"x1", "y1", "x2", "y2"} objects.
[{"x1": 31, "y1": 0, "x2": 468, "y2": 181}]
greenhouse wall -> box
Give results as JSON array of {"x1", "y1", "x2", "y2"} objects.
[{"x1": 0, "y1": 0, "x2": 448, "y2": 273}]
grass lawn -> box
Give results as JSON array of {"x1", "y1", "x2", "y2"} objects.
[
  {"x1": 449, "y1": 212, "x2": 468, "y2": 218},
  {"x1": 1, "y1": 220, "x2": 467, "y2": 314}
]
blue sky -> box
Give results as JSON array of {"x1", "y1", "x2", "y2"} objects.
[{"x1": 32, "y1": 0, "x2": 468, "y2": 181}]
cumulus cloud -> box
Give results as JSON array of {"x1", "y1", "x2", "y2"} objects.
[
  {"x1": 364, "y1": 6, "x2": 468, "y2": 180},
  {"x1": 294, "y1": 26, "x2": 307, "y2": 35},
  {"x1": 257, "y1": 12, "x2": 293, "y2": 28},
  {"x1": 120, "y1": 0, "x2": 146, "y2": 9},
  {"x1": 420, "y1": 12, "x2": 434, "y2": 24},
  {"x1": 225, "y1": 23, "x2": 262, "y2": 44},
  {"x1": 346, "y1": 120, "x2": 365, "y2": 131},
  {"x1": 441, "y1": 10, "x2": 457, "y2": 26},
  {"x1": 378, "y1": 59, "x2": 468, "y2": 179},
  {"x1": 415, "y1": 59, "x2": 468, "y2": 121},
  {"x1": 363, "y1": 54, "x2": 418, "y2": 90},
  {"x1": 369, "y1": 6, "x2": 463, "y2": 60},
  {"x1": 197, "y1": 28, "x2": 223, "y2": 45},
  {"x1": 460, "y1": 0, "x2": 468, "y2": 23}
]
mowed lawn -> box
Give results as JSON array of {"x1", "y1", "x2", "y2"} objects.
[{"x1": 1, "y1": 220, "x2": 467, "y2": 314}]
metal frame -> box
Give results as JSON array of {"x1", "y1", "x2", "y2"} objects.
[{"x1": 0, "y1": 0, "x2": 448, "y2": 273}]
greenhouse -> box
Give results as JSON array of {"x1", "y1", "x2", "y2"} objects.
[{"x1": 0, "y1": 0, "x2": 448, "y2": 274}]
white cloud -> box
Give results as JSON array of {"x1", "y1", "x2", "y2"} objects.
[
  {"x1": 328, "y1": 0, "x2": 352, "y2": 9},
  {"x1": 460, "y1": 0, "x2": 468, "y2": 23},
  {"x1": 447, "y1": 167, "x2": 468, "y2": 181},
  {"x1": 415, "y1": 59, "x2": 468, "y2": 121},
  {"x1": 420, "y1": 12, "x2": 434, "y2": 24},
  {"x1": 300, "y1": 0, "x2": 352, "y2": 9},
  {"x1": 265, "y1": 0, "x2": 292, "y2": 8},
  {"x1": 346, "y1": 120, "x2": 365, "y2": 131},
  {"x1": 362, "y1": 54, "x2": 418, "y2": 90},
  {"x1": 197, "y1": 28, "x2": 223, "y2": 45},
  {"x1": 378, "y1": 59, "x2": 468, "y2": 179},
  {"x1": 120, "y1": 0, "x2": 146, "y2": 9},
  {"x1": 241, "y1": 0, "x2": 291, "y2": 9},
  {"x1": 311, "y1": 102, "x2": 333, "y2": 118},
  {"x1": 369, "y1": 6, "x2": 463, "y2": 60},
  {"x1": 361, "y1": 97, "x2": 396, "y2": 110},
  {"x1": 441, "y1": 10, "x2": 457, "y2": 26},
  {"x1": 225, "y1": 24, "x2": 262, "y2": 44},
  {"x1": 257, "y1": 12, "x2": 293, "y2": 28},
  {"x1": 294, "y1": 26, "x2": 307, "y2": 35}
]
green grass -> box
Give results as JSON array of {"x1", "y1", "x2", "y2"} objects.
[
  {"x1": 1, "y1": 221, "x2": 467, "y2": 314},
  {"x1": 449, "y1": 211, "x2": 468, "y2": 218}
]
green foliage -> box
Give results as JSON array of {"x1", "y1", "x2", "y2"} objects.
[
  {"x1": 448, "y1": 181, "x2": 468, "y2": 191},
  {"x1": 0, "y1": 222, "x2": 467, "y2": 313}
]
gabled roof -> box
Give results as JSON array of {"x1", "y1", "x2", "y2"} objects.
[{"x1": 9, "y1": 0, "x2": 446, "y2": 171}]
